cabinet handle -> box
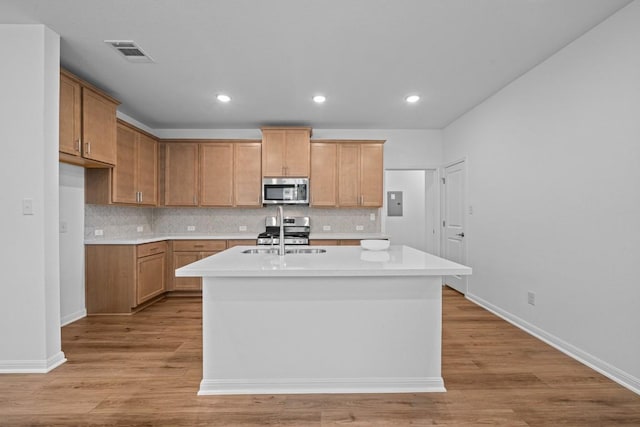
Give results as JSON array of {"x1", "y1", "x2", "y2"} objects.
[
  {"x1": 194, "y1": 245, "x2": 204, "y2": 248},
  {"x1": 85, "y1": 141, "x2": 91, "y2": 154},
  {"x1": 139, "y1": 192, "x2": 143, "y2": 203},
  {"x1": 149, "y1": 248, "x2": 158, "y2": 252},
  {"x1": 76, "y1": 139, "x2": 81, "y2": 152}
]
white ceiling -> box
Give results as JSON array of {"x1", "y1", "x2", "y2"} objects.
[{"x1": 0, "y1": 0, "x2": 633, "y2": 130}]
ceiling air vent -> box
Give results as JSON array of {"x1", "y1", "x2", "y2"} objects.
[{"x1": 104, "y1": 40, "x2": 154, "y2": 63}]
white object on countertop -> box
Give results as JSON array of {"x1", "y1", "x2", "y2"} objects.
[{"x1": 360, "y1": 239, "x2": 390, "y2": 251}]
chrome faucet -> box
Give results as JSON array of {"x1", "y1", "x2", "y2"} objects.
[{"x1": 276, "y1": 205, "x2": 285, "y2": 256}]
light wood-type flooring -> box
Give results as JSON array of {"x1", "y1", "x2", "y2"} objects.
[{"x1": 1, "y1": 288, "x2": 639, "y2": 426}]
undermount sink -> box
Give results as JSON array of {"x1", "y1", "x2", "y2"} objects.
[
  {"x1": 241, "y1": 248, "x2": 279, "y2": 254},
  {"x1": 241, "y1": 248, "x2": 327, "y2": 255},
  {"x1": 285, "y1": 248, "x2": 327, "y2": 254}
]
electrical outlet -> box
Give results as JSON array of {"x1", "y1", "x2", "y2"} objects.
[
  {"x1": 323, "y1": 225, "x2": 331, "y2": 231},
  {"x1": 527, "y1": 291, "x2": 536, "y2": 306},
  {"x1": 356, "y1": 225, "x2": 364, "y2": 231},
  {"x1": 137, "y1": 226, "x2": 144, "y2": 232},
  {"x1": 239, "y1": 225, "x2": 247, "y2": 232},
  {"x1": 187, "y1": 225, "x2": 196, "y2": 231},
  {"x1": 22, "y1": 198, "x2": 34, "y2": 215},
  {"x1": 370, "y1": 213, "x2": 376, "y2": 221},
  {"x1": 94, "y1": 229, "x2": 103, "y2": 236}
]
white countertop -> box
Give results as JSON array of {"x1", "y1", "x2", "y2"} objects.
[
  {"x1": 84, "y1": 233, "x2": 390, "y2": 245},
  {"x1": 176, "y1": 245, "x2": 472, "y2": 278}
]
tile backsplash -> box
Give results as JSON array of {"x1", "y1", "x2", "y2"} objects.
[{"x1": 86, "y1": 205, "x2": 380, "y2": 239}]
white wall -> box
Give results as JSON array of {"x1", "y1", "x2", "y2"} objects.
[
  {"x1": 59, "y1": 163, "x2": 86, "y2": 325},
  {"x1": 443, "y1": 1, "x2": 640, "y2": 392},
  {"x1": 0, "y1": 25, "x2": 65, "y2": 372}
]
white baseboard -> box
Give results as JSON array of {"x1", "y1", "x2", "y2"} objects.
[
  {"x1": 199, "y1": 377, "x2": 446, "y2": 395},
  {"x1": 466, "y1": 292, "x2": 640, "y2": 396},
  {"x1": 61, "y1": 308, "x2": 87, "y2": 327},
  {"x1": 0, "y1": 351, "x2": 66, "y2": 374}
]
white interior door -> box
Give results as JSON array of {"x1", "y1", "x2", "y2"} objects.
[{"x1": 442, "y1": 161, "x2": 467, "y2": 293}]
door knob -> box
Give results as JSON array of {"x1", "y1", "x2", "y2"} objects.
[{"x1": 456, "y1": 232, "x2": 465, "y2": 237}]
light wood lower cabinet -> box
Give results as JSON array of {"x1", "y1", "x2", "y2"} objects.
[
  {"x1": 85, "y1": 241, "x2": 167, "y2": 314},
  {"x1": 309, "y1": 239, "x2": 360, "y2": 246},
  {"x1": 170, "y1": 240, "x2": 227, "y2": 292}
]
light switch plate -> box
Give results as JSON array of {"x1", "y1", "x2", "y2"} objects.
[{"x1": 94, "y1": 229, "x2": 104, "y2": 236}]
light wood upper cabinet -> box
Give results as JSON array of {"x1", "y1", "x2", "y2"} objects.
[
  {"x1": 310, "y1": 142, "x2": 338, "y2": 207},
  {"x1": 200, "y1": 143, "x2": 234, "y2": 206},
  {"x1": 163, "y1": 140, "x2": 261, "y2": 208},
  {"x1": 337, "y1": 144, "x2": 361, "y2": 207},
  {"x1": 137, "y1": 133, "x2": 158, "y2": 206},
  {"x1": 337, "y1": 142, "x2": 384, "y2": 207},
  {"x1": 164, "y1": 143, "x2": 199, "y2": 206},
  {"x1": 112, "y1": 124, "x2": 137, "y2": 204},
  {"x1": 82, "y1": 88, "x2": 118, "y2": 165},
  {"x1": 311, "y1": 140, "x2": 384, "y2": 208},
  {"x1": 59, "y1": 70, "x2": 119, "y2": 167},
  {"x1": 87, "y1": 121, "x2": 158, "y2": 206},
  {"x1": 261, "y1": 127, "x2": 311, "y2": 177},
  {"x1": 234, "y1": 142, "x2": 262, "y2": 207},
  {"x1": 59, "y1": 73, "x2": 82, "y2": 156},
  {"x1": 359, "y1": 143, "x2": 384, "y2": 207}
]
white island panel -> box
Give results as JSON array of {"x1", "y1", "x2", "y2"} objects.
[
  {"x1": 176, "y1": 245, "x2": 472, "y2": 395},
  {"x1": 200, "y1": 275, "x2": 444, "y2": 395}
]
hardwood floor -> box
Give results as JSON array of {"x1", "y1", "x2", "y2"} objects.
[{"x1": 1, "y1": 288, "x2": 639, "y2": 426}]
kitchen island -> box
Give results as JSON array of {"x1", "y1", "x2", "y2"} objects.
[{"x1": 176, "y1": 245, "x2": 471, "y2": 395}]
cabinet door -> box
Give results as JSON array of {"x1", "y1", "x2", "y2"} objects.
[
  {"x1": 234, "y1": 142, "x2": 262, "y2": 207},
  {"x1": 137, "y1": 253, "x2": 165, "y2": 305},
  {"x1": 262, "y1": 130, "x2": 286, "y2": 176},
  {"x1": 173, "y1": 252, "x2": 202, "y2": 290},
  {"x1": 59, "y1": 73, "x2": 81, "y2": 156},
  {"x1": 112, "y1": 124, "x2": 137, "y2": 204},
  {"x1": 310, "y1": 143, "x2": 337, "y2": 206},
  {"x1": 137, "y1": 133, "x2": 158, "y2": 206},
  {"x1": 200, "y1": 143, "x2": 233, "y2": 206},
  {"x1": 82, "y1": 87, "x2": 117, "y2": 165},
  {"x1": 227, "y1": 239, "x2": 256, "y2": 248},
  {"x1": 284, "y1": 129, "x2": 310, "y2": 177},
  {"x1": 360, "y1": 144, "x2": 384, "y2": 207},
  {"x1": 165, "y1": 143, "x2": 199, "y2": 206},
  {"x1": 337, "y1": 144, "x2": 361, "y2": 207}
]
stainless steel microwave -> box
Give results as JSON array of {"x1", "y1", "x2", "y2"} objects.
[{"x1": 262, "y1": 177, "x2": 309, "y2": 205}]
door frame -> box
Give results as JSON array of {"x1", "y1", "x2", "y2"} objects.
[{"x1": 440, "y1": 158, "x2": 468, "y2": 292}]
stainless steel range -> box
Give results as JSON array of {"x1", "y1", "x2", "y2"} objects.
[{"x1": 257, "y1": 216, "x2": 310, "y2": 246}]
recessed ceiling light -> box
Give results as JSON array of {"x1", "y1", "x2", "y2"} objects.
[
  {"x1": 405, "y1": 95, "x2": 420, "y2": 103},
  {"x1": 313, "y1": 95, "x2": 326, "y2": 103},
  {"x1": 217, "y1": 94, "x2": 231, "y2": 103}
]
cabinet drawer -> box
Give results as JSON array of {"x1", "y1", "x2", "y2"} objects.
[
  {"x1": 172, "y1": 240, "x2": 226, "y2": 252},
  {"x1": 137, "y1": 241, "x2": 167, "y2": 258}
]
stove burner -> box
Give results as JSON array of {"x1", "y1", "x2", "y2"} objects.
[{"x1": 257, "y1": 216, "x2": 310, "y2": 246}]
